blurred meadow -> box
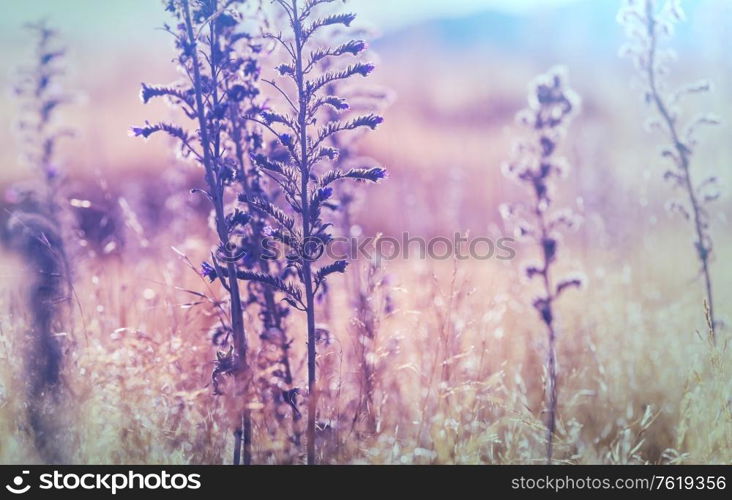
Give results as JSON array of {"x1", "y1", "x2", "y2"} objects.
[{"x1": 0, "y1": 0, "x2": 731, "y2": 464}]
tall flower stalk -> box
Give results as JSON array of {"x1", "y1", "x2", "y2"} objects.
[
  {"x1": 501, "y1": 67, "x2": 582, "y2": 464},
  {"x1": 13, "y1": 21, "x2": 72, "y2": 215},
  {"x1": 239, "y1": 0, "x2": 386, "y2": 464},
  {"x1": 619, "y1": 0, "x2": 720, "y2": 342},
  {"x1": 8, "y1": 21, "x2": 74, "y2": 464},
  {"x1": 134, "y1": 0, "x2": 263, "y2": 464},
  {"x1": 12, "y1": 21, "x2": 74, "y2": 292},
  {"x1": 229, "y1": 80, "x2": 301, "y2": 448}
]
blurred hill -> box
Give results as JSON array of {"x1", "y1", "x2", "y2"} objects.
[
  {"x1": 375, "y1": 0, "x2": 731, "y2": 62},
  {"x1": 1, "y1": 0, "x2": 729, "y2": 240}
]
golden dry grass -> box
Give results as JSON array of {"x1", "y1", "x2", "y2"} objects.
[
  {"x1": 0, "y1": 2, "x2": 730, "y2": 464},
  {"x1": 1, "y1": 217, "x2": 729, "y2": 464}
]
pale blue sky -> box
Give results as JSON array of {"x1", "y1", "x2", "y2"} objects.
[
  {"x1": 1, "y1": 0, "x2": 588, "y2": 43},
  {"x1": 350, "y1": 0, "x2": 585, "y2": 30}
]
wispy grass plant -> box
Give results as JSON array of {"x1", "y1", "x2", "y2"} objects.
[
  {"x1": 501, "y1": 67, "x2": 582, "y2": 464},
  {"x1": 619, "y1": 0, "x2": 721, "y2": 341}
]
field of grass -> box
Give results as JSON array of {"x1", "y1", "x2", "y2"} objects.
[{"x1": 0, "y1": 0, "x2": 730, "y2": 465}]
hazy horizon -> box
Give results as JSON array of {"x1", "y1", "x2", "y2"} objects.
[{"x1": 0, "y1": 0, "x2": 590, "y2": 44}]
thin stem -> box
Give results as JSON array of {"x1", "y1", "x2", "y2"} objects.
[
  {"x1": 181, "y1": 0, "x2": 251, "y2": 463},
  {"x1": 545, "y1": 322, "x2": 558, "y2": 464},
  {"x1": 292, "y1": 0, "x2": 318, "y2": 465},
  {"x1": 263, "y1": 79, "x2": 299, "y2": 113},
  {"x1": 233, "y1": 427, "x2": 242, "y2": 465},
  {"x1": 645, "y1": 2, "x2": 716, "y2": 343},
  {"x1": 536, "y1": 203, "x2": 558, "y2": 464}
]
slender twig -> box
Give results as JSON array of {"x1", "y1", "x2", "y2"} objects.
[
  {"x1": 620, "y1": 0, "x2": 719, "y2": 342},
  {"x1": 501, "y1": 67, "x2": 582, "y2": 464}
]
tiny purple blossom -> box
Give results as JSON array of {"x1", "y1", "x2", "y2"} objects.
[
  {"x1": 201, "y1": 261, "x2": 217, "y2": 282},
  {"x1": 356, "y1": 63, "x2": 375, "y2": 77}
]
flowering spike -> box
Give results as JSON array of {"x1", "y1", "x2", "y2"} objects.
[{"x1": 501, "y1": 67, "x2": 582, "y2": 464}]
